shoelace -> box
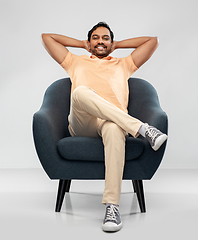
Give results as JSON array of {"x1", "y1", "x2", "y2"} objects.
[
  {"x1": 146, "y1": 127, "x2": 160, "y2": 142},
  {"x1": 105, "y1": 205, "x2": 119, "y2": 222}
]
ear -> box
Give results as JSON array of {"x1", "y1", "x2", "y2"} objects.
[{"x1": 87, "y1": 41, "x2": 92, "y2": 52}]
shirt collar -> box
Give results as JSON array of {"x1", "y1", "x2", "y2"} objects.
[{"x1": 90, "y1": 55, "x2": 113, "y2": 60}]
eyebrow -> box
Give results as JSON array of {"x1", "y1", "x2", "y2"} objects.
[{"x1": 92, "y1": 34, "x2": 110, "y2": 38}]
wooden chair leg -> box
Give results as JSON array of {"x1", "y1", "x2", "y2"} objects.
[
  {"x1": 132, "y1": 180, "x2": 146, "y2": 213},
  {"x1": 55, "y1": 179, "x2": 70, "y2": 212}
]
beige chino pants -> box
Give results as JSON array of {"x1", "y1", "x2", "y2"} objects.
[{"x1": 68, "y1": 86, "x2": 143, "y2": 205}]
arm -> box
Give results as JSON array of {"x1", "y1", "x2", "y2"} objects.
[
  {"x1": 112, "y1": 37, "x2": 159, "y2": 68},
  {"x1": 41, "y1": 33, "x2": 89, "y2": 64}
]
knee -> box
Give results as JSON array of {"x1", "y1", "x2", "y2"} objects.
[
  {"x1": 102, "y1": 122, "x2": 126, "y2": 138},
  {"x1": 71, "y1": 86, "x2": 90, "y2": 105},
  {"x1": 72, "y1": 86, "x2": 87, "y2": 100},
  {"x1": 101, "y1": 122, "x2": 126, "y2": 149}
]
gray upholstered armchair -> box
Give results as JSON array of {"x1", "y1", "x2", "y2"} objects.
[{"x1": 33, "y1": 77, "x2": 168, "y2": 213}]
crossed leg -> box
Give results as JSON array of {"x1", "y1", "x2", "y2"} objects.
[
  {"x1": 68, "y1": 86, "x2": 143, "y2": 205},
  {"x1": 68, "y1": 86, "x2": 143, "y2": 138}
]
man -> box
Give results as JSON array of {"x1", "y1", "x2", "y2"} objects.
[{"x1": 42, "y1": 22, "x2": 167, "y2": 232}]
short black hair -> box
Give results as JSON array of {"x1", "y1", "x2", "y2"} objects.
[{"x1": 87, "y1": 22, "x2": 114, "y2": 42}]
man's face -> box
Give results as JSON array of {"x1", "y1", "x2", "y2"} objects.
[{"x1": 89, "y1": 27, "x2": 112, "y2": 59}]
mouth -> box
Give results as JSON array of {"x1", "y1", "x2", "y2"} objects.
[{"x1": 95, "y1": 45, "x2": 107, "y2": 51}]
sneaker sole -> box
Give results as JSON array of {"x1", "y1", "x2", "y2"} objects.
[
  {"x1": 153, "y1": 134, "x2": 168, "y2": 151},
  {"x1": 102, "y1": 222, "x2": 123, "y2": 232}
]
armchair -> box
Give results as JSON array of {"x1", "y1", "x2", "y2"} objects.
[{"x1": 33, "y1": 77, "x2": 168, "y2": 213}]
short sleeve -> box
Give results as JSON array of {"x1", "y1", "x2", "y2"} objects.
[
  {"x1": 60, "y1": 51, "x2": 76, "y2": 73},
  {"x1": 124, "y1": 54, "x2": 139, "y2": 77}
]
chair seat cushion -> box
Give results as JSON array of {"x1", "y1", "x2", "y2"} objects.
[{"x1": 57, "y1": 137, "x2": 144, "y2": 161}]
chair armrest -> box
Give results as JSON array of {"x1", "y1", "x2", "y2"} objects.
[
  {"x1": 142, "y1": 106, "x2": 168, "y2": 134},
  {"x1": 33, "y1": 108, "x2": 69, "y2": 178},
  {"x1": 32, "y1": 78, "x2": 72, "y2": 179},
  {"x1": 33, "y1": 108, "x2": 67, "y2": 143}
]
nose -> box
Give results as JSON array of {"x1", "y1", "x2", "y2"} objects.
[{"x1": 98, "y1": 37, "x2": 104, "y2": 44}]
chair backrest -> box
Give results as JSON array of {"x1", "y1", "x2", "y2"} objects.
[
  {"x1": 41, "y1": 77, "x2": 71, "y2": 114},
  {"x1": 128, "y1": 77, "x2": 161, "y2": 123},
  {"x1": 40, "y1": 78, "x2": 71, "y2": 137}
]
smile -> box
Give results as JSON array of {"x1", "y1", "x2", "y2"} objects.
[{"x1": 95, "y1": 45, "x2": 107, "y2": 50}]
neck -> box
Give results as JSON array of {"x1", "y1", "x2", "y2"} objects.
[{"x1": 92, "y1": 54, "x2": 109, "y2": 59}]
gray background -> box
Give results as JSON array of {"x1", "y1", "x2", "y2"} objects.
[{"x1": 1, "y1": 0, "x2": 197, "y2": 168}]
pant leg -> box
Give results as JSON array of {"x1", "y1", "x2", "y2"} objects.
[
  {"x1": 70, "y1": 86, "x2": 143, "y2": 138},
  {"x1": 99, "y1": 121, "x2": 126, "y2": 205},
  {"x1": 68, "y1": 88, "x2": 100, "y2": 137}
]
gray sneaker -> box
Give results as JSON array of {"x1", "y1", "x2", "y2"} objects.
[
  {"x1": 102, "y1": 204, "x2": 123, "y2": 232},
  {"x1": 144, "y1": 123, "x2": 168, "y2": 151}
]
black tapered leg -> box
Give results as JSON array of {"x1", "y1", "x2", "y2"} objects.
[
  {"x1": 132, "y1": 180, "x2": 146, "y2": 213},
  {"x1": 55, "y1": 179, "x2": 69, "y2": 212},
  {"x1": 66, "y1": 180, "x2": 71, "y2": 192},
  {"x1": 132, "y1": 180, "x2": 136, "y2": 192}
]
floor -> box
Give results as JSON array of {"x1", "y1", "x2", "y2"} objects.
[{"x1": 0, "y1": 169, "x2": 198, "y2": 240}]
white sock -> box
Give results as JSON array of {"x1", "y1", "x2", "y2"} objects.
[
  {"x1": 138, "y1": 124, "x2": 146, "y2": 137},
  {"x1": 106, "y1": 203, "x2": 119, "y2": 207}
]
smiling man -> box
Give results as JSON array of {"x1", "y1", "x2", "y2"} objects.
[
  {"x1": 88, "y1": 26, "x2": 113, "y2": 58},
  {"x1": 42, "y1": 22, "x2": 167, "y2": 232}
]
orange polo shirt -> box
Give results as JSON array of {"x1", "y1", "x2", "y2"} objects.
[{"x1": 60, "y1": 51, "x2": 138, "y2": 113}]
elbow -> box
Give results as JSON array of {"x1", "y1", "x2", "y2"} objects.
[
  {"x1": 41, "y1": 33, "x2": 46, "y2": 43},
  {"x1": 41, "y1": 34, "x2": 47, "y2": 47},
  {"x1": 41, "y1": 33, "x2": 48, "y2": 41},
  {"x1": 41, "y1": 33, "x2": 52, "y2": 40},
  {"x1": 149, "y1": 37, "x2": 159, "y2": 50},
  {"x1": 41, "y1": 33, "x2": 52, "y2": 46},
  {"x1": 153, "y1": 36, "x2": 159, "y2": 47}
]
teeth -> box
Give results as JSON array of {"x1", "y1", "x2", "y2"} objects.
[{"x1": 97, "y1": 46, "x2": 105, "y2": 50}]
